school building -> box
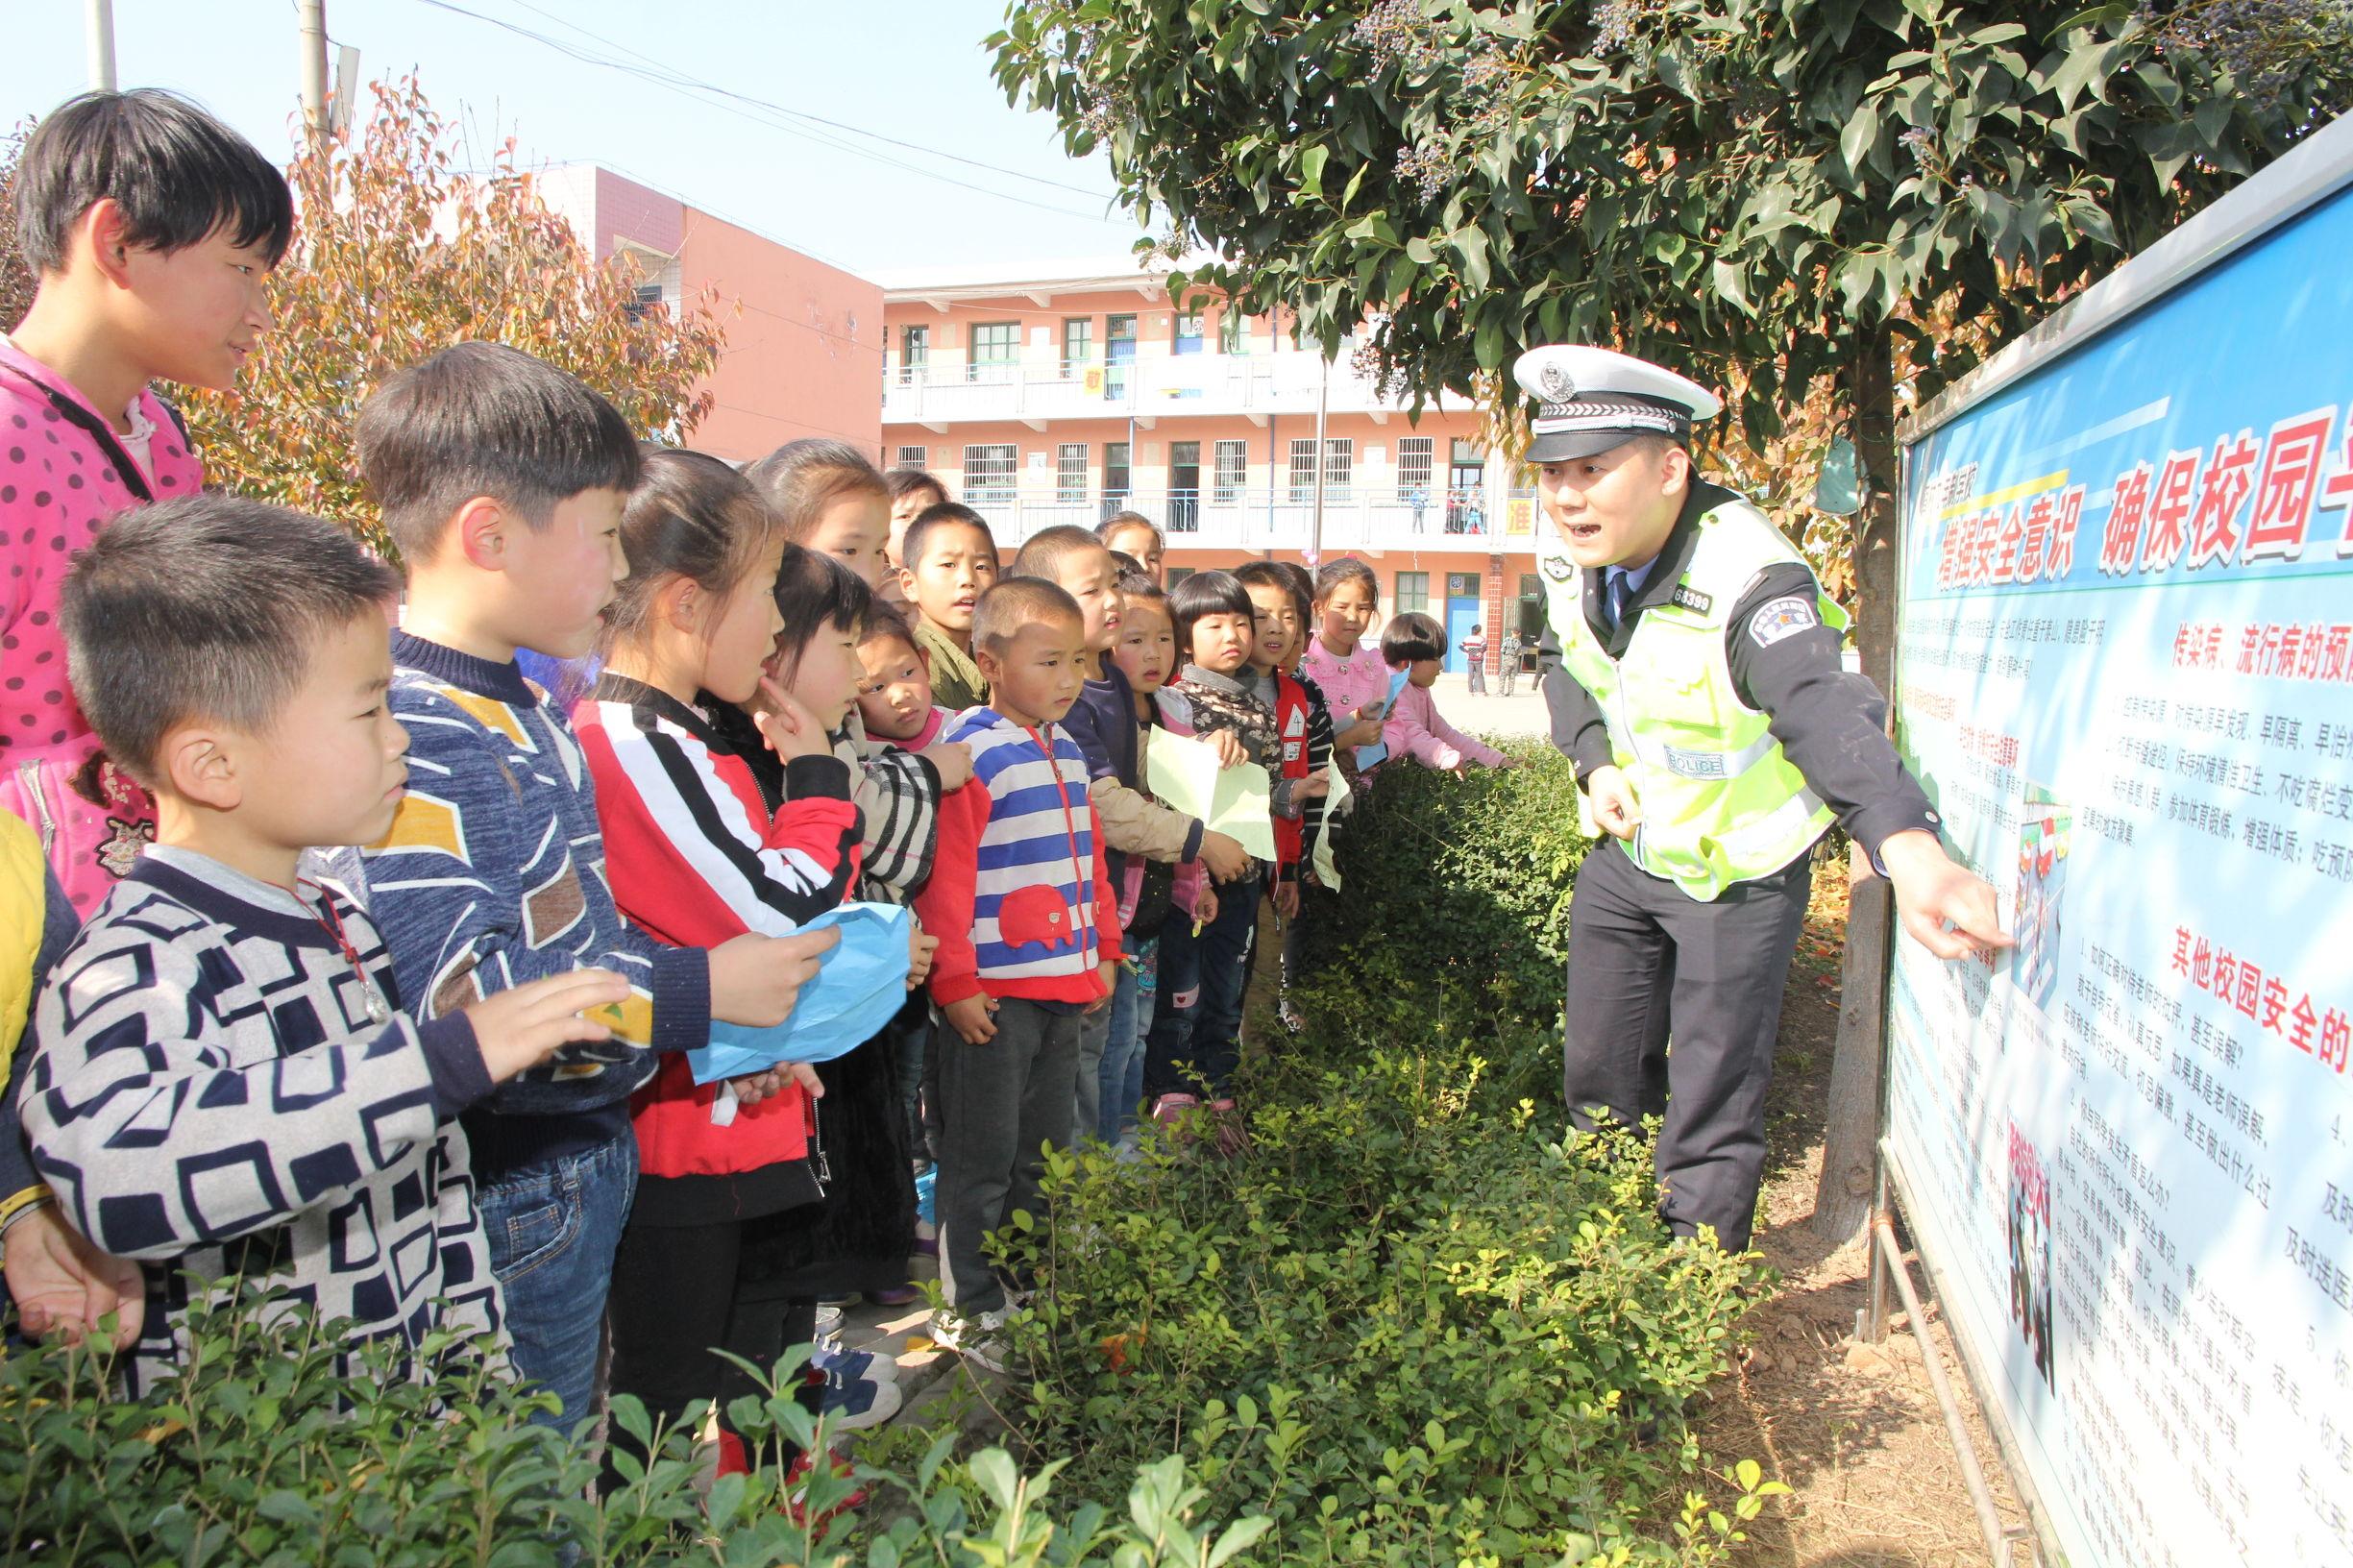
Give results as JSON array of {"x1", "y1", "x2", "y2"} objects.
[
  {"x1": 540, "y1": 168, "x2": 1543, "y2": 672},
  {"x1": 873, "y1": 259, "x2": 1546, "y2": 673}
]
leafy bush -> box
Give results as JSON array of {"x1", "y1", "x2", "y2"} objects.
[
  {"x1": 973, "y1": 744, "x2": 1780, "y2": 1565},
  {"x1": 0, "y1": 1286, "x2": 1265, "y2": 1566}
]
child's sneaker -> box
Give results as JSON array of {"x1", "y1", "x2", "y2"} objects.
[
  {"x1": 1277, "y1": 991, "x2": 1306, "y2": 1035},
  {"x1": 816, "y1": 1363, "x2": 903, "y2": 1430},
  {"x1": 869, "y1": 1281, "x2": 923, "y2": 1308},
  {"x1": 1150, "y1": 1091, "x2": 1201, "y2": 1131},
  {"x1": 810, "y1": 1343, "x2": 901, "y2": 1384},
  {"x1": 928, "y1": 1307, "x2": 1017, "y2": 1376}
]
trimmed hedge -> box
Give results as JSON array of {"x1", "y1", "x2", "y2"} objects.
[{"x1": 981, "y1": 743, "x2": 1780, "y2": 1566}]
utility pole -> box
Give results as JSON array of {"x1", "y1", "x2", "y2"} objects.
[
  {"x1": 1307, "y1": 352, "x2": 1330, "y2": 566},
  {"x1": 85, "y1": 0, "x2": 116, "y2": 91},
  {"x1": 298, "y1": 0, "x2": 331, "y2": 144}
]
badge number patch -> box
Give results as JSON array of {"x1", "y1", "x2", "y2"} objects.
[
  {"x1": 1748, "y1": 596, "x2": 1819, "y2": 649},
  {"x1": 1670, "y1": 584, "x2": 1714, "y2": 615}
]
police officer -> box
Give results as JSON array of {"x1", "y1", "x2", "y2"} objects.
[{"x1": 1522, "y1": 345, "x2": 2008, "y2": 1251}]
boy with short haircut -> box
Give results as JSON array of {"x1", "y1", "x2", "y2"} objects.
[
  {"x1": 23, "y1": 496, "x2": 630, "y2": 1397},
  {"x1": 2, "y1": 89, "x2": 290, "y2": 914},
  {"x1": 355, "y1": 343, "x2": 832, "y2": 1425},
  {"x1": 895, "y1": 502, "x2": 1000, "y2": 713},
  {"x1": 914, "y1": 578, "x2": 1120, "y2": 1369},
  {"x1": 1009, "y1": 527, "x2": 1250, "y2": 1134}
]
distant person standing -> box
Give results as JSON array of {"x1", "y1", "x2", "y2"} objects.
[
  {"x1": 1460, "y1": 625, "x2": 1488, "y2": 694},
  {"x1": 1497, "y1": 627, "x2": 1523, "y2": 695}
]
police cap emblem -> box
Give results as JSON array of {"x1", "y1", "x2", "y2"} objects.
[{"x1": 1539, "y1": 361, "x2": 1574, "y2": 400}]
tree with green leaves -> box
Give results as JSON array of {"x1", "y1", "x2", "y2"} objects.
[
  {"x1": 993, "y1": 0, "x2": 2344, "y2": 1237},
  {"x1": 174, "y1": 77, "x2": 723, "y2": 561}
]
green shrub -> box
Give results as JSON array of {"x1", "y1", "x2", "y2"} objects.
[
  {"x1": 0, "y1": 1286, "x2": 1265, "y2": 1566},
  {"x1": 968, "y1": 743, "x2": 1778, "y2": 1566}
]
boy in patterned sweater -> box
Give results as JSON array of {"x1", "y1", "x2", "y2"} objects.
[
  {"x1": 914, "y1": 578, "x2": 1120, "y2": 1372},
  {"x1": 354, "y1": 345, "x2": 833, "y2": 1427},
  {"x1": 20, "y1": 497, "x2": 630, "y2": 1397}
]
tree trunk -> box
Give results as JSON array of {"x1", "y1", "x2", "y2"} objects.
[{"x1": 1811, "y1": 323, "x2": 1900, "y2": 1246}]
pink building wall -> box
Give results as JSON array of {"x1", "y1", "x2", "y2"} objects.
[{"x1": 538, "y1": 165, "x2": 882, "y2": 462}]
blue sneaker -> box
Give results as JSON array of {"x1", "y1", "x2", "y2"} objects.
[
  {"x1": 810, "y1": 1343, "x2": 902, "y2": 1384},
  {"x1": 817, "y1": 1365, "x2": 903, "y2": 1430}
]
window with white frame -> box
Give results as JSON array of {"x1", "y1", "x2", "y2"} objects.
[
  {"x1": 1056, "y1": 443, "x2": 1090, "y2": 503},
  {"x1": 1396, "y1": 436, "x2": 1434, "y2": 499},
  {"x1": 899, "y1": 325, "x2": 929, "y2": 383},
  {"x1": 962, "y1": 444, "x2": 1018, "y2": 503},
  {"x1": 1173, "y1": 308, "x2": 1207, "y2": 353},
  {"x1": 1394, "y1": 571, "x2": 1430, "y2": 615},
  {"x1": 1323, "y1": 437, "x2": 1355, "y2": 500},
  {"x1": 895, "y1": 445, "x2": 927, "y2": 470},
  {"x1": 1287, "y1": 437, "x2": 1354, "y2": 502},
  {"x1": 1287, "y1": 438, "x2": 1320, "y2": 503},
  {"x1": 1213, "y1": 439, "x2": 1250, "y2": 502}
]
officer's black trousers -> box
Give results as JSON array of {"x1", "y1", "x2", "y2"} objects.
[{"x1": 1561, "y1": 837, "x2": 1813, "y2": 1252}]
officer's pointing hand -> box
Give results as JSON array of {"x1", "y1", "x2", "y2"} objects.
[
  {"x1": 1878, "y1": 829, "x2": 2014, "y2": 960},
  {"x1": 1585, "y1": 764, "x2": 1641, "y2": 842}
]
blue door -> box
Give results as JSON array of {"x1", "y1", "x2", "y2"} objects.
[{"x1": 1444, "y1": 598, "x2": 1482, "y2": 674}]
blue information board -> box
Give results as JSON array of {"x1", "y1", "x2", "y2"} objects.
[{"x1": 1889, "y1": 121, "x2": 2353, "y2": 1568}]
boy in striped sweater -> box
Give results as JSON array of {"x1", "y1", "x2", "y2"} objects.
[{"x1": 914, "y1": 579, "x2": 1119, "y2": 1371}]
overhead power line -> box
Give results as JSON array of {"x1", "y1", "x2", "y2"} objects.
[{"x1": 406, "y1": 0, "x2": 1130, "y2": 225}]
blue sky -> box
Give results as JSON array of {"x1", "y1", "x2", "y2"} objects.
[{"x1": 1, "y1": 0, "x2": 1142, "y2": 278}]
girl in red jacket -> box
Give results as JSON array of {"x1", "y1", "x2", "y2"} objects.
[{"x1": 574, "y1": 451, "x2": 874, "y2": 1482}]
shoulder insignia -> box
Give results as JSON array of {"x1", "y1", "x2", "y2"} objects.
[
  {"x1": 1670, "y1": 584, "x2": 1714, "y2": 615},
  {"x1": 1540, "y1": 553, "x2": 1574, "y2": 582},
  {"x1": 1747, "y1": 595, "x2": 1820, "y2": 649}
]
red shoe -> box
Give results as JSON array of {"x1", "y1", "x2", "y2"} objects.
[
  {"x1": 1210, "y1": 1098, "x2": 1248, "y2": 1157},
  {"x1": 785, "y1": 1449, "x2": 868, "y2": 1526},
  {"x1": 1150, "y1": 1092, "x2": 1201, "y2": 1140}
]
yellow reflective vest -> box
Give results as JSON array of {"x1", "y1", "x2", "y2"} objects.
[{"x1": 1543, "y1": 499, "x2": 1847, "y2": 901}]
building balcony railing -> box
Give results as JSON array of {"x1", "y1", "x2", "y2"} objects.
[
  {"x1": 883, "y1": 353, "x2": 1424, "y2": 428},
  {"x1": 953, "y1": 488, "x2": 1538, "y2": 557}
]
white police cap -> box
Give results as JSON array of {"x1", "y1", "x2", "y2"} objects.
[{"x1": 1512, "y1": 346, "x2": 1723, "y2": 462}]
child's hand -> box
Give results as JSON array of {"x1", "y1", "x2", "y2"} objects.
[
  {"x1": 919, "y1": 741, "x2": 973, "y2": 792},
  {"x1": 464, "y1": 968, "x2": 631, "y2": 1083},
  {"x1": 944, "y1": 992, "x2": 999, "y2": 1044},
  {"x1": 1273, "y1": 880, "x2": 1300, "y2": 920},
  {"x1": 1336, "y1": 717, "x2": 1383, "y2": 749},
  {"x1": 1086, "y1": 960, "x2": 1116, "y2": 1014},
  {"x1": 1208, "y1": 731, "x2": 1246, "y2": 768},
  {"x1": 1355, "y1": 700, "x2": 1387, "y2": 722},
  {"x1": 753, "y1": 676, "x2": 831, "y2": 762},
  {"x1": 1198, "y1": 829, "x2": 1252, "y2": 884},
  {"x1": 729, "y1": 1060, "x2": 823, "y2": 1107},
  {"x1": 1493, "y1": 755, "x2": 1523, "y2": 770},
  {"x1": 709, "y1": 927, "x2": 839, "y2": 1027},
  {"x1": 1193, "y1": 885, "x2": 1219, "y2": 925},
  {"x1": 1295, "y1": 772, "x2": 1330, "y2": 801},
  {"x1": 908, "y1": 922, "x2": 940, "y2": 988}
]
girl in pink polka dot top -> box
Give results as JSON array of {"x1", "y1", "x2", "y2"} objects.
[{"x1": 0, "y1": 89, "x2": 289, "y2": 914}]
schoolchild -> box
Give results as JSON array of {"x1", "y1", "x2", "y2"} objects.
[
  {"x1": 1256, "y1": 561, "x2": 1339, "y2": 1032},
  {"x1": 1008, "y1": 527, "x2": 1247, "y2": 1138},
  {"x1": 914, "y1": 579, "x2": 1119, "y2": 1371},
  {"x1": 1094, "y1": 511, "x2": 1165, "y2": 585},
  {"x1": 356, "y1": 343, "x2": 831, "y2": 1427},
  {"x1": 26, "y1": 496, "x2": 629, "y2": 1397},
  {"x1": 882, "y1": 469, "x2": 949, "y2": 605},
  {"x1": 571, "y1": 451, "x2": 892, "y2": 1475},
  {"x1": 1143, "y1": 572, "x2": 1318, "y2": 1132},
  {"x1": 1101, "y1": 574, "x2": 1184, "y2": 1142},
  {"x1": 1, "y1": 89, "x2": 289, "y2": 912},
  {"x1": 1381, "y1": 612, "x2": 1512, "y2": 774},
  {"x1": 1302, "y1": 557, "x2": 1393, "y2": 769},
  {"x1": 895, "y1": 502, "x2": 1000, "y2": 714}
]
